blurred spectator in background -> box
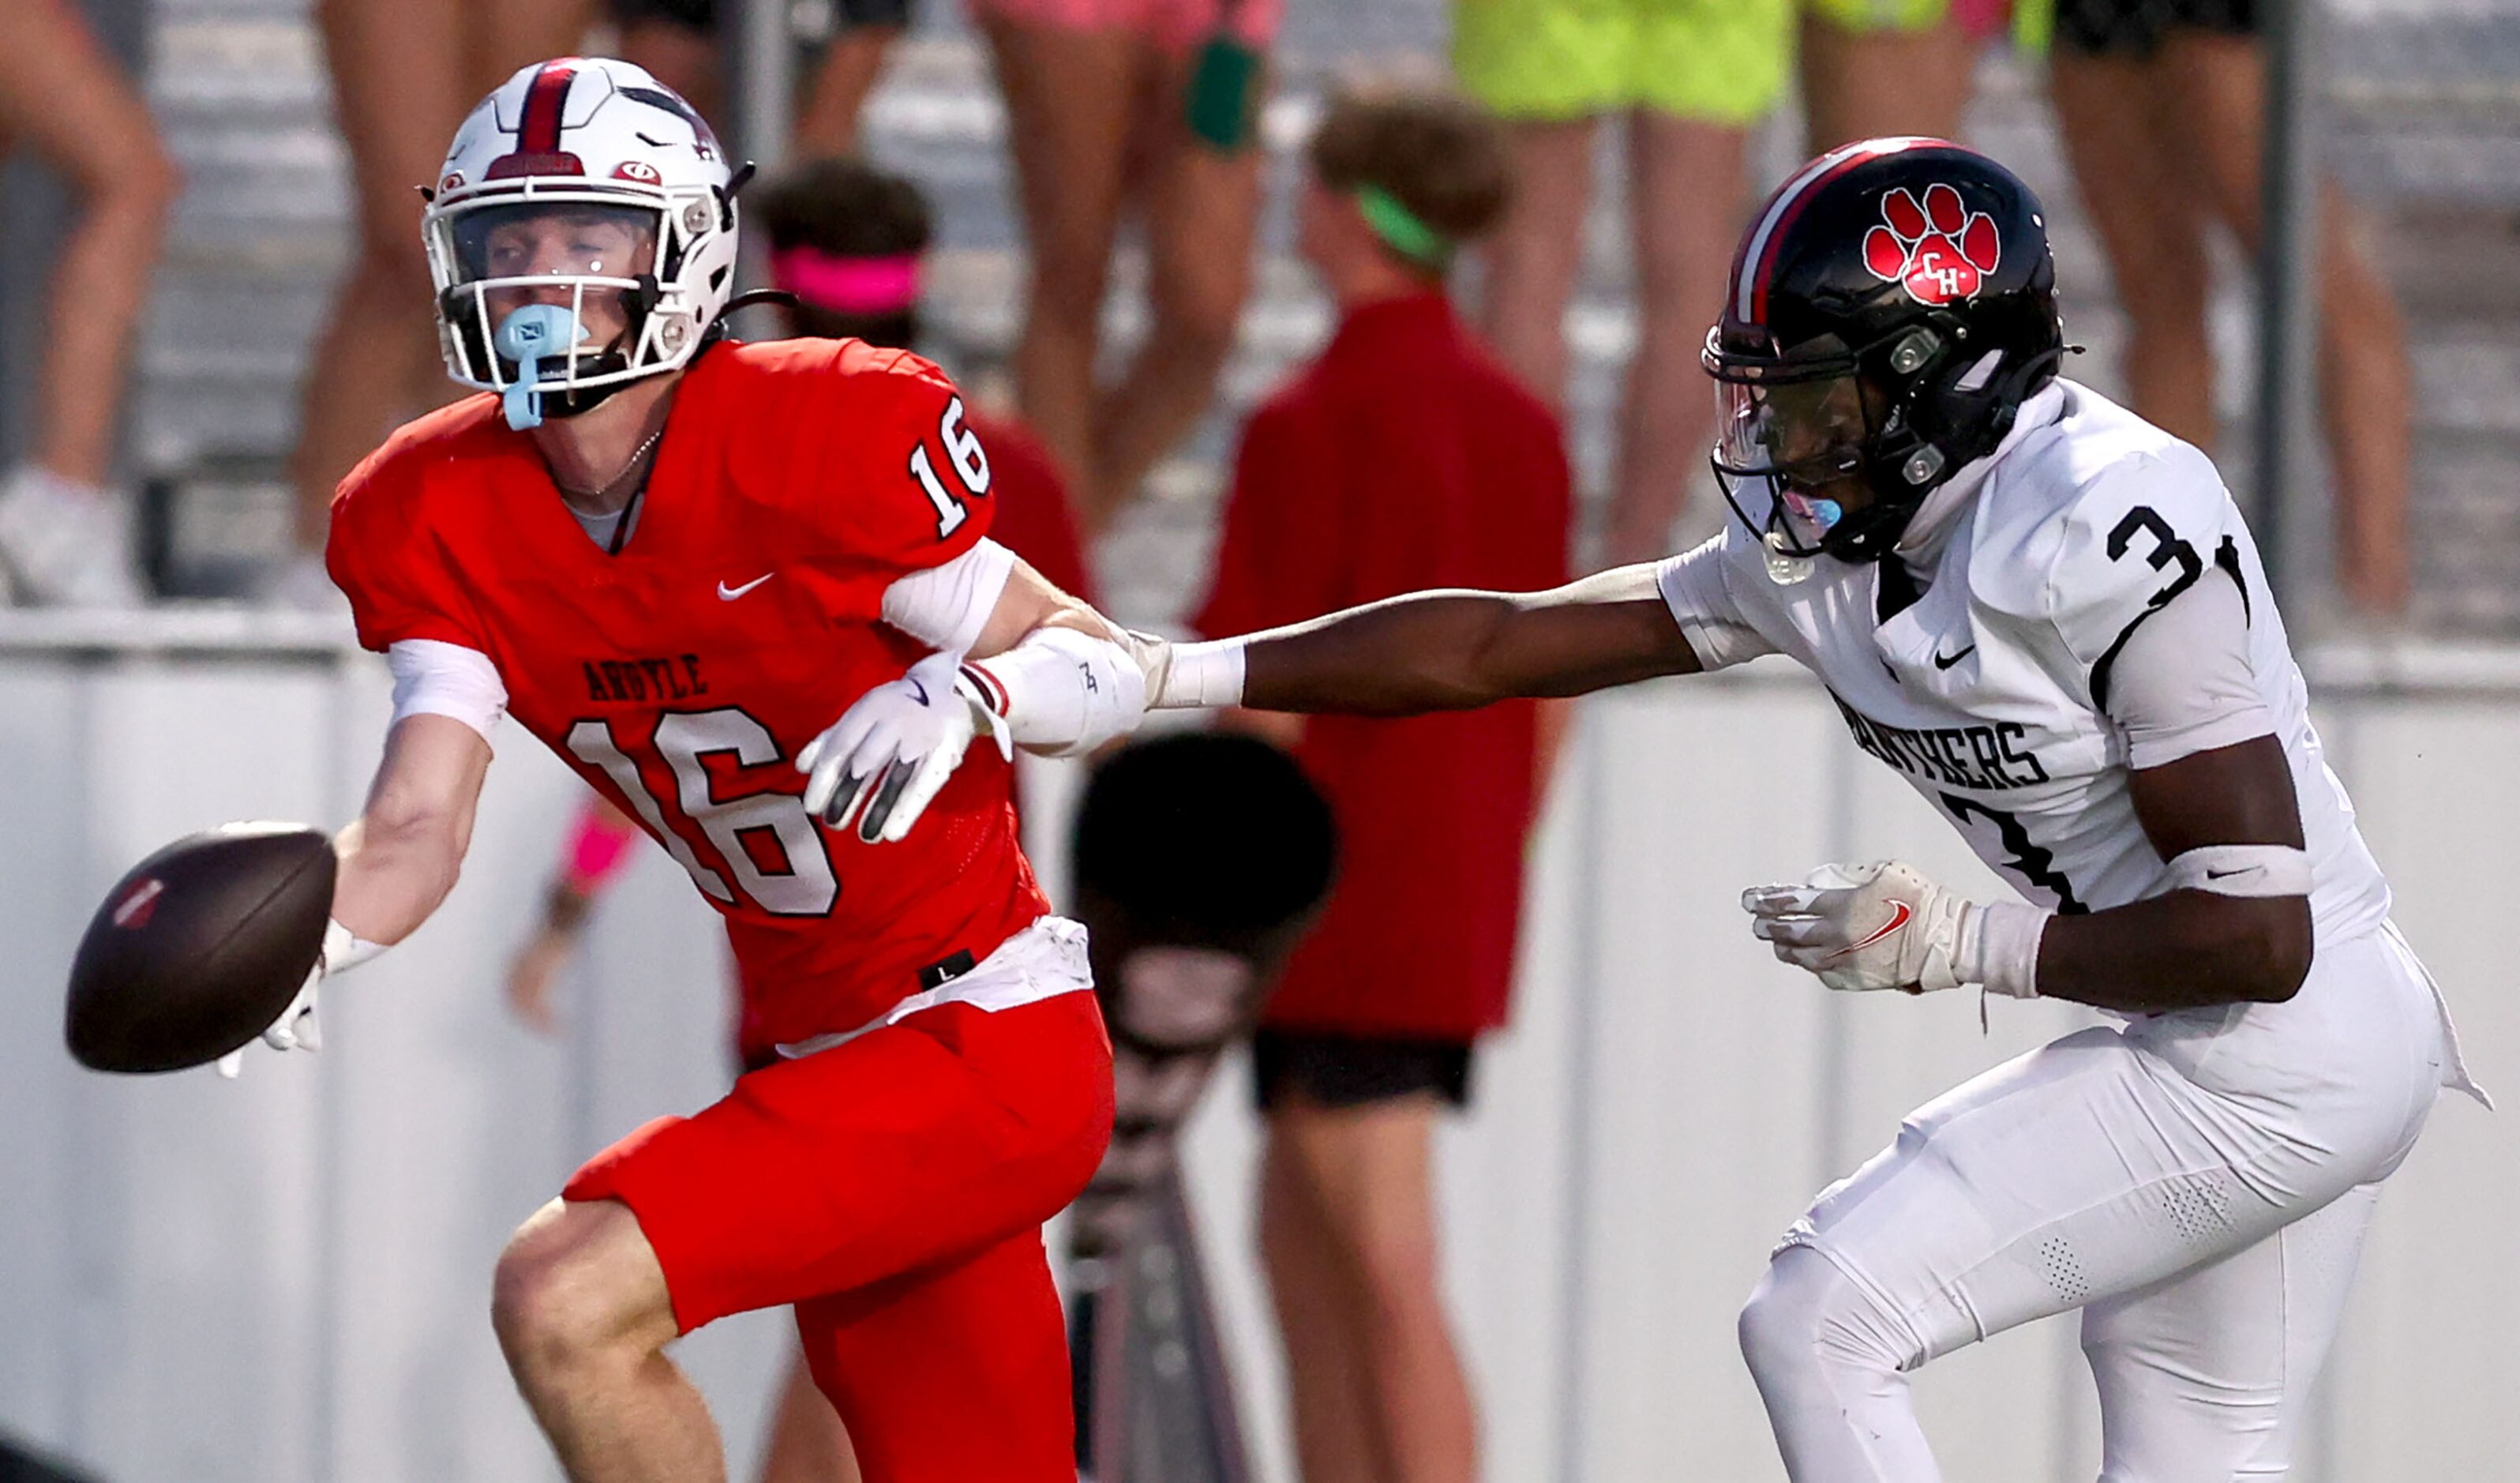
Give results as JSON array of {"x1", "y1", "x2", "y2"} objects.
[
  {"x1": 1195, "y1": 84, "x2": 1567, "y2": 1483},
  {"x1": 2048, "y1": 0, "x2": 2413, "y2": 618},
  {"x1": 754, "y1": 156, "x2": 1097, "y2": 599},
  {"x1": 272, "y1": 0, "x2": 594, "y2": 606},
  {"x1": 504, "y1": 154, "x2": 1091, "y2": 1483},
  {"x1": 606, "y1": 0, "x2": 913, "y2": 158},
  {"x1": 1457, "y1": 0, "x2": 1787, "y2": 566},
  {"x1": 0, "y1": 0, "x2": 177, "y2": 607},
  {"x1": 1798, "y1": 0, "x2": 1993, "y2": 149},
  {"x1": 978, "y1": 0, "x2": 1277, "y2": 530}
]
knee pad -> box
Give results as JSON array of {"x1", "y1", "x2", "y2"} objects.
[{"x1": 1740, "y1": 1245, "x2": 1915, "y2": 1391}]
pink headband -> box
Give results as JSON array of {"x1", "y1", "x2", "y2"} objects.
[{"x1": 771, "y1": 247, "x2": 924, "y2": 316}]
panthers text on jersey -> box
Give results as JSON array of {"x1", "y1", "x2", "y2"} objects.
[
  {"x1": 1659, "y1": 379, "x2": 2391, "y2": 948},
  {"x1": 328, "y1": 338, "x2": 1051, "y2": 1059}
]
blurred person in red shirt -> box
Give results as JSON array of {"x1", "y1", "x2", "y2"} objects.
[
  {"x1": 0, "y1": 0, "x2": 178, "y2": 607},
  {"x1": 2046, "y1": 0, "x2": 2413, "y2": 618},
  {"x1": 750, "y1": 157, "x2": 1097, "y2": 604},
  {"x1": 501, "y1": 153, "x2": 1096, "y2": 1483},
  {"x1": 1195, "y1": 84, "x2": 1569, "y2": 1483}
]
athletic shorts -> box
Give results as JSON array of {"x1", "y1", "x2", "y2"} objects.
[
  {"x1": 1453, "y1": 0, "x2": 1793, "y2": 126},
  {"x1": 563, "y1": 921, "x2": 1115, "y2": 1332},
  {"x1": 967, "y1": 0, "x2": 1281, "y2": 55},
  {"x1": 2054, "y1": 0, "x2": 2256, "y2": 56},
  {"x1": 1250, "y1": 1027, "x2": 1476, "y2": 1112}
]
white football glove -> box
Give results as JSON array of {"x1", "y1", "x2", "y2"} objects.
[
  {"x1": 216, "y1": 918, "x2": 384, "y2": 1078},
  {"x1": 1742, "y1": 860, "x2": 2046, "y2": 997},
  {"x1": 797, "y1": 649, "x2": 1013, "y2": 844}
]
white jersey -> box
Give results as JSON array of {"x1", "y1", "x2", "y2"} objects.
[{"x1": 1659, "y1": 379, "x2": 2393, "y2": 947}]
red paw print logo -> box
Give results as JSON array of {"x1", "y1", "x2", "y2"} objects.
[{"x1": 1862, "y1": 184, "x2": 2001, "y2": 306}]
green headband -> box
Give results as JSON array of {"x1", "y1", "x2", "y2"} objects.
[{"x1": 1356, "y1": 185, "x2": 1453, "y2": 271}]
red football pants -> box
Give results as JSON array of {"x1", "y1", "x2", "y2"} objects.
[{"x1": 564, "y1": 989, "x2": 1114, "y2": 1481}]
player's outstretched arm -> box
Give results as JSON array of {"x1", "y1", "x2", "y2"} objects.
[
  {"x1": 334, "y1": 712, "x2": 493, "y2": 948},
  {"x1": 1145, "y1": 564, "x2": 1702, "y2": 718},
  {"x1": 802, "y1": 553, "x2": 1149, "y2": 842},
  {"x1": 219, "y1": 712, "x2": 492, "y2": 1076}
]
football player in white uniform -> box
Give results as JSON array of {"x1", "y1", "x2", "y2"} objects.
[{"x1": 1113, "y1": 139, "x2": 2488, "y2": 1477}]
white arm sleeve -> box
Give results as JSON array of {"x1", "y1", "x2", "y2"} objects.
[
  {"x1": 387, "y1": 639, "x2": 507, "y2": 743},
  {"x1": 2104, "y1": 565, "x2": 2274, "y2": 770},
  {"x1": 1656, "y1": 536, "x2": 1776, "y2": 672},
  {"x1": 880, "y1": 539, "x2": 1018, "y2": 655}
]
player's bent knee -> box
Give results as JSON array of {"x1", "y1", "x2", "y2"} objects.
[
  {"x1": 491, "y1": 1199, "x2": 675, "y2": 1389},
  {"x1": 1740, "y1": 1245, "x2": 1907, "y2": 1395}
]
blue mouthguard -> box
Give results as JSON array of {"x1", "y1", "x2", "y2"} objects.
[{"x1": 492, "y1": 305, "x2": 589, "y2": 430}]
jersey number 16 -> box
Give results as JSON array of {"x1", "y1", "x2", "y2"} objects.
[{"x1": 567, "y1": 708, "x2": 838, "y2": 917}]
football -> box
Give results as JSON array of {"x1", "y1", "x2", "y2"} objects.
[{"x1": 64, "y1": 823, "x2": 336, "y2": 1074}]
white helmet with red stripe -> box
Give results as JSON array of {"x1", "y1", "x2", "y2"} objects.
[{"x1": 423, "y1": 58, "x2": 741, "y2": 424}]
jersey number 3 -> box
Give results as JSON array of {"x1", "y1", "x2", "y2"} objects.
[
  {"x1": 908, "y1": 396, "x2": 992, "y2": 539},
  {"x1": 567, "y1": 709, "x2": 838, "y2": 916}
]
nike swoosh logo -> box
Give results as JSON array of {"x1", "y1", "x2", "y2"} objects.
[
  {"x1": 1826, "y1": 900, "x2": 1913, "y2": 962},
  {"x1": 1933, "y1": 644, "x2": 1976, "y2": 670},
  {"x1": 717, "y1": 573, "x2": 774, "y2": 601},
  {"x1": 2205, "y1": 867, "x2": 2251, "y2": 880}
]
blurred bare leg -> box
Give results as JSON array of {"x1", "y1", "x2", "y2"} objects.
[
  {"x1": 1796, "y1": 12, "x2": 1978, "y2": 152},
  {"x1": 293, "y1": 0, "x2": 467, "y2": 551},
  {"x1": 2048, "y1": 50, "x2": 2218, "y2": 450},
  {"x1": 756, "y1": 1350, "x2": 861, "y2": 1483},
  {"x1": 793, "y1": 29, "x2": 905, "y2": 158},
  {"x1": 1475, "y1": 115, "x2": 1596, "y2": 413},
  {"x1": 1268, "y1": 1092, "x2": 1476, "y2": 1483},
  {"x1": 982, "y1": 17, "x2": 1138, "y2": 513},
  {"x1": 0, "y1": 0, "x2": 180, "y2": 489},
  {"x1": 1088, "y1": 48, "x2": 1264, "y2": 527},
  {"x1": 1608, "y1": 110, "x2": 1748, "y2": 565},
  {"x1": 1261, "y1": 1121, "x2": 1383, "y2": 1483},
  {"x1": 2162, "y1": 31, "x2": 2410, "y2": 618}
]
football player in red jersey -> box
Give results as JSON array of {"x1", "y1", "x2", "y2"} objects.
[{"x1": 227, "y1": 58, "x2": 1149, "y2": 1483}]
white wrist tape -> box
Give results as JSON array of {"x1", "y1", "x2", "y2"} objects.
[
  {"x1": 323, "y1": 917, "x2": 388, "y2": 976},
  {"x1": 964, "y1": 625, "x2": 1148, "y2": 757},
  {"x1": 1146, "y1": 636, "x2": 1247, "y2": 710},
  {"x1": 1959, "y1": 899, "x2": 2049, "y2": 999},
  {"x1": 2163, "y1": 843, "x2": 2314, "y2": 899}
]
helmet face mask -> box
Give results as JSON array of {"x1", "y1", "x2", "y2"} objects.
[{"x1": 423, "y1": 59, "x2": 739, "y2": 419}]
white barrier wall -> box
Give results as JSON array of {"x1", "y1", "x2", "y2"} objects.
[{"x1": 0, "y1": 617, "x2": 2512, "y2": 1482}]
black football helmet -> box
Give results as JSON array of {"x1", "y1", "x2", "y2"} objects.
[{"x1": 1704, "y1": 137, "x2": 2065, "y2": 568}]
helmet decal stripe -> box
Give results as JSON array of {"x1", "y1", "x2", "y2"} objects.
[
  {"x1": 519, "y1": 61, "x2": 578, "y2": 155},
  {"x1": 488, "y1": 59, "x2": 588, "y2": 179},
  {"x1": 1733, "y1": 136, "x2": 1951, "y2": 325}
]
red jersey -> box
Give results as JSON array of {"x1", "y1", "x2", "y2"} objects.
[
  {"x1": 328, "y1": 338, "x2": 1051, "y2": 1059},
  {"x1": 1197, "y1": 293, "x2": 1570, "y2": 1041}
]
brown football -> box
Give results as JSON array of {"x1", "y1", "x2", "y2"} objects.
[{"x1": 65, "y1": 823, "x2": 336, "y2": 1073}]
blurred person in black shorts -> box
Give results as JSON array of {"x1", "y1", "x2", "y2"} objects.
[
  {"x1": 2047, "y1": 0, "x2": 2416, "y2": 619},
  {"x1": 1197, "y1": 85, "x2": 1569, "y2": 1483},
  {"x1": 603, "y1": 0, "x2": 913, "y2": 156}
]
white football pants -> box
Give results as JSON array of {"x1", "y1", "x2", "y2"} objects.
[{"x1": 1739, "y1": 923, "x2": 2454, "y2": 1481}]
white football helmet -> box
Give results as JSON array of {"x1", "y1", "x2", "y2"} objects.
[{"x1": 423, "y1": 58, "x2": 741, "y2": 425}]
